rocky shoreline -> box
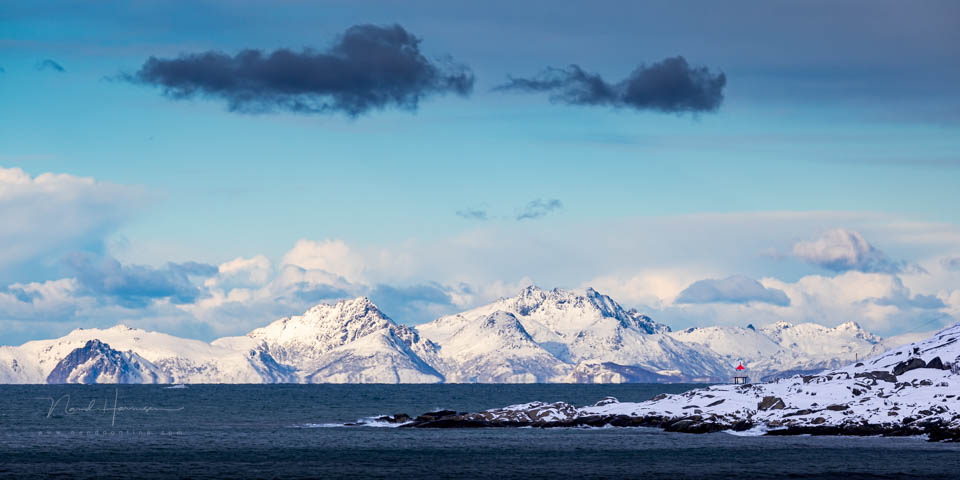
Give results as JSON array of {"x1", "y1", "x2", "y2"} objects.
[
  {"x1": 366, "y1": 397, "x2": 959, "y2": 442},
  {"x1": 352, "y1": 322, "x2": 960, "y2": 442}
]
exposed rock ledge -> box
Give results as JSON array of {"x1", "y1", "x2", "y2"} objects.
[{"x1": 356, "y1": 323, "x2": 960, "y2": 442}]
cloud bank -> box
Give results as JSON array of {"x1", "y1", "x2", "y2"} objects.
[
  {"x1": 0, "y1": 167, "x2": 145, "y2": 274},
  {"x1": 65, "y1": 253, "x2": 217, "y2": 308},
  {"x1": 123, "y1": 24, "x2": 474, "y2": 117},
  {"x1": 675, "y1": 275, "x2": 790, "y2": 306},
  {"x1": 495, "y1": 56, "x2": 725, "y2": 113},
  {"x1": 792, "y1": 228, "x2": 914, "y2": 273}
]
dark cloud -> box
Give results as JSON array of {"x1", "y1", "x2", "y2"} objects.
[
  {"x1": 866, "y1": 277, "x2": 946, "y2": 310},
  {"x1": 495, "y1": 56, "x2": 725, "y2": 113},
  {"x1": 64, "y1": 253, "x2": 217, "y2": 308},
  {"x1": 676, "y1": 275, "x2": 791, "y2": 306},
  {"x1": 516, "y1": 199, "x2": 563, "y2": 221},
  {"x1": 36, "y1": 59, "x2": 65, "y2": 72},
  {"x1": 455, "y1": 208, "x2": 487, "y2": 220},
  {"x1": 792, "y1": 229, "x2": 920, "y2": 274},
  {"x1": 872, "y1": 293, "x2": 945, "y2": 310},
  {"x1": 122, "y1": 24, "x2": 474, "y2": 117},
  {"x1": 941, "y1": 256, "x2": 960, "y2": 271}
]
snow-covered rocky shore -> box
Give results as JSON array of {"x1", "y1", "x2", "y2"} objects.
[{"x1": 378, "y1": 322, "x2": 960, "y2": 441}]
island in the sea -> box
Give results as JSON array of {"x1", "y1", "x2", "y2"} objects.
[{"x1": 356, "y1": 322, "x2": 960, "y2": 442}]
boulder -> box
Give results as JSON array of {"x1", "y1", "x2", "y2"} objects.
[
  {"x1": 926, "y1": 356, "x2": 945, "y2": 370},
  {"x1": 758, "y1": 396, "x2": 786, "y2": 410},
  {"x1": 373, "y1": 413, "x2": 412, "y2": 424},
  {"x1": 893, "y1": 358, "x2": 926, "y2": 376},
  {"x1": 855, "y1": 370, "x2": 897, "y2": 383}
]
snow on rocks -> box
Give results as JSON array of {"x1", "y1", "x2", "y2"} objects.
[
  {"x1": 247, "y1": 297, "x2": 443, "y2": 383},
  {"x1": 419, "y1": 286, "x2": 729, "y2": 382},
  {"x1": 669, "y1": 321, "x2": 891, "y2": 382},
  {"x1": 393, "y1": 322, "x2": 960, "y2": 441},
  {"x1": 0, "y1": 287, "x2": 955, "y2": 387}
]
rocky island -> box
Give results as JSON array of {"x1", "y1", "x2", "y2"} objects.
[{"x1": 365, "y1": 322, "x2": 960, "y2": 441}]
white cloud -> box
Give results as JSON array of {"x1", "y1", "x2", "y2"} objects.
[
  {"x1": 675, "y1": 275, "x2": 790, "y2": 306},
  {"x1": 791, "y1": 228, "x2": 910, "y2": 273},
  {"x1": 205, "y1": 255, "x2": 272, "y2": 289},
  {"x1": 281, "y1": 239, "x2": 366, "y2": 282},
  {"x1": 0, "y1": 166, "x2": 145, "y2": 272},
  {"x1": 4, "y1": 209, "x2": 960, "y2": 343},
  {"x1": 581, "y1": 270, "x2": 700, "y2": 308}
]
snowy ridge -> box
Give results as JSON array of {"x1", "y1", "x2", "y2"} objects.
[
  {"x1": 0, "y1": 287, "x2": 938, "y2": 384},
  {"x1": 392, "y1": 322, "x2": 960, "y2": 441},
  {"x1": 46, "y1": 339, "x2": 169, "y2": 384},
  {"x1": 670, "y1": 321, "x2": 885, "y2": 381},
  {"x1": 0, "y1": 324, "x2": 292, "y2": 384},
  {"x1": 244, "y1": 297, "x2": 442, "y2": 383},
  {"x1": 419, "y1": 286, "x2": 728, "y2": 382},
  {"x1": 436, "y1": 311, "x2": 569, "y2": 383}
]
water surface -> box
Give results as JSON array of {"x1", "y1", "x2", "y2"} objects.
[{"x1": 1, "y1": 384, "x2": 956, "y2": 479}]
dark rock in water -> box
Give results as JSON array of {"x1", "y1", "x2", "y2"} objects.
[
  {"x1": 419, "y1": 410, "x2": 456, "y2": 418},
  {"x1": 855, "y1": 370, "x2": 897, "y2": 383},
  {"x1": 926, "y1": 356, "x2": 945, "y2": 370},
  {"x1": 758, "y1": 396, "x2": 786, "y2": 411},
  {"x1": 893, "y1": 358, "x2": 926, "y2": 375},
  {"x1": 412, "y1": 410, "x2": 459, "y2": 424},
  {"x1": 731, "y1": 420, "x2": 754, "y2": 431},
  {"x1": 373, "y1": 414, "x2": 411, "y2": 424}
]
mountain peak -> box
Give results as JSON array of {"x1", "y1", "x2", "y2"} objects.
[
  {"x1": 45, "y1": 339, "x2": 166, "y2": 384},
  {"x1": 835, "y1": 321, "x2": 862, "y2": 331},
  {"x1": 304, "y1": 296, "x2": 380, "y2": 314}
]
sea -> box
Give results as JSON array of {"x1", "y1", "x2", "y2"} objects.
[{"x1": 1, "y1": 384, "x2": 958, "y2": 479}]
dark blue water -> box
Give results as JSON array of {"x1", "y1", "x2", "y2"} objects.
[{"x1": 1, "y1": 384, "x2": 957, "y2": 479}]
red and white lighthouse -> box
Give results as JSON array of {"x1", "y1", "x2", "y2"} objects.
[{"x1": 733, "y1": 360, "x2": 748, "y2": 384}]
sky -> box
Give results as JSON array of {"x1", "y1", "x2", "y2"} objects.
[{"x1": 1, "y1": 0, "x2": 959, "y2": 344}]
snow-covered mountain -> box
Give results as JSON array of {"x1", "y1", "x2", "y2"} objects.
[
  {"x1": 0, "y1": 286, "x2": 931, "y2": 384},
  {"x1": 434, "y1": 311, "x2": 569, "y2": 383},
  {"x1": 670, "y1": 321, "x2": 885, "y2": 381},
  {"x1": 238, "y1": 297, "x2": 442, "y2": 383},
  {"x1": 0, "y1": 324, "x2": 293, "y2": 384},
  {"x1": 419, "y1": 286, "x2": 728, "y2": 382},
  {"x1": 45, "y1": 339, "x2": 168, "y2": 384}
]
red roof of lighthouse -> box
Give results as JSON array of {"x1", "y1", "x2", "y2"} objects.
[{"x1": 735, "y1": 361, "x2": 745, "y2": 371}]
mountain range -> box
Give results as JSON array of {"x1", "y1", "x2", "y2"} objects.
[{"x1": 0, "y1": 286, "x2": 923, "y2": 384}]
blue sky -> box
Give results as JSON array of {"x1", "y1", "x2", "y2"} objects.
[{"x1": 1, "y1": 1, "x2": 959, "y2": 344}]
